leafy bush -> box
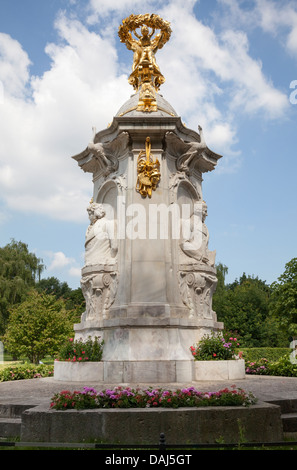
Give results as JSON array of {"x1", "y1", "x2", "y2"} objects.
[
  {"x1": 0, "y1": 363, "x2": 54, "y2": 382},
  {"x1": 245, "y1": 355, "x2": 297, "y2": 377},
  {"x1": 56, "y1": 336, "x2": 104, "y2": 362},
  {"x1": 190, "y1": 331, "x2": 240, "y2": 360},
  {"x1": 50, "y1": 385, "x2": 257, "y2": 410}
]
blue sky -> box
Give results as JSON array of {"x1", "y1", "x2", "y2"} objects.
[{"x1": 0, "y1": 0, "x2": 296, "y2": 289}]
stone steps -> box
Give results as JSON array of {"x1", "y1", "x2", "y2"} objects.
[
  {"x1": 267, "y1": 399, "x2": 297, "y2": 434},
  {"x1": 0, "y1": 404, "x2": 34, "y2": 440},
  {"x1": 0, "y1": 417, "x2": 21, "y2": 438},
  {"x1": 281, "y1": 413, "x2": 297, "y2": 433}
]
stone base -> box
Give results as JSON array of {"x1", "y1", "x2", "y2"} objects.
[
  {"x1": 193, "y1": 359, "x2": 246, "y2": 381},
  {"x1": 54, "y1": 359, "x2": 245, "y2": 383},
  {"x1": 21, "y1": 402, "x2": 283, "y2": 444},
  {"x1": 73, "y1": 317, "x2": 224, "y2": 362}
]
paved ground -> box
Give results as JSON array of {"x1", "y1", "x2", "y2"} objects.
[{"x1": 1, "y1": 375, "x2": 297, "y2": 407}]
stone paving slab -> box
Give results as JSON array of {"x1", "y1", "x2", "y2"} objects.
[{"x1": 0, "y1": 375, "x2": 297, "y2": 407}]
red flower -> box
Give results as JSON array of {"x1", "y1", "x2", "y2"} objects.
[{"x1": 213, "y1": 353, "x2": 217, "y2": 357}]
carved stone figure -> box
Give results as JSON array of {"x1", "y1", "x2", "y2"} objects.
[
  {"x1": 84, "y1": 202, "x2": 117, "y2": 267},
  {"x1": 180, "y1": 203, "x2": 216, "y2": 267},
  {"x1": 80, "y1": 202, "x2": 118, "y2": 322},
  {"x1": 165, "y1": 127, "x2": 222, "y2": 174},
  {"x1": 72, "y1": 131, "x2": 129, "y2": 176}
]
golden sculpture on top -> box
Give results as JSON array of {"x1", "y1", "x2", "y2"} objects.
[
  {"x1": 119, "y1": 14, "x2": 172, "y2": 112},
  {"x1": 136, "y1": 137, "x2": 161, "y2": 198}
]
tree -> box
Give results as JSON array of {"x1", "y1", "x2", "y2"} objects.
[
  {"x1": 36, "y1": 276, "x2": 85, "y2": 321},
  {"x1": 0, "y1": 239, "x2": 44, "y2": 333},
  {"x1": 2, "y1": 290, "x2": 76, "y2": 364},
  {"x1": 270, "y1": 258, "x2": 297, "y2": 340},
  {"x1": 213, "y1": 266, "x2": 282, "y2": 347}
]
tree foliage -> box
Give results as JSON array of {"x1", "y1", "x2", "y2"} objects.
[
  {"x1": 269, "y1": 258, "x2": 297, "y2": 338},
  {"x1": 36, "y1": 276, "x2": 85, "y2": 320},
  {"x1": 2, "y1": 290, "x2": 76, "y2": 364},
  {"x1": 213, "y1": 263, "x2": 284, "y2": 347},
  {"x1": 0, "y1": 239, "x2": 44, "y2": 333}
]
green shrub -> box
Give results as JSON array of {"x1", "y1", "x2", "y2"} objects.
[
  {"x1": 245, "y1": 354, "x2": 297, "y2": 377},
  {"x1": 56, "y1": 336, "x2": 104, "y2": 362}
]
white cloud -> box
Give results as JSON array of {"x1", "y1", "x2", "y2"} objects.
[
  {"x1": 159, "y1": 4, "x2": 288, "y2": 120},
  {"x1": 48, "y1": 251, "x2": 75, "y2": 270},
  {"x1": 68, "y1": 266, "x2": 82, "y2": 277},
  {"x1": 0, "y1": 33, "x2": 31, "y2": 98},
  {"x1": 0, "y1": 0, "x2": 290, "y2": 223},
  {"x1": 219, "y1": 0, "x2": 297, "y2": 59},
  {"x1": 0, "y1": 11, "x2": 130, "y2": 223}
]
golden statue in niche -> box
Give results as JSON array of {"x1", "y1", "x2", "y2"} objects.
[
  {"x1": 119, "y1": 14, "x2": 172, "y2": 112},
  {"x1": 136, "y1": 137, "x2": 160, "y2": 198}
]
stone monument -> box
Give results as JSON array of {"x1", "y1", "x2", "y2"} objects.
[{"x1": 69, "y1": 13, "x2": 223, "y2": 382}]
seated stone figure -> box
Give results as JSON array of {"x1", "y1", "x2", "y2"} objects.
[
  {"x1": 84, "y1": 202, "x2": 117, "y2": 267},
  {"x1": 180, "y1": 202, "x2": 216, "y2": 267}
]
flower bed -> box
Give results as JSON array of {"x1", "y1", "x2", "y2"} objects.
[{"x1": 50, "y1": 385, "x2": 257, "y2": 410}]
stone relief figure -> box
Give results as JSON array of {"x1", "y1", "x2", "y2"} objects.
[
  {"x1": 180, "y1": 203, "x2": 216, "y2": 267},
  {"x1": 81, "y1": 202, "x2": 118, "y2": 322},
  {"x1": 84, "y1": 202, "x2": 117, "y2": 267}
]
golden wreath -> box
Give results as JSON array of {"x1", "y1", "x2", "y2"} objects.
[{"x1": 118, "y1": 13, "x2": 172, "y2": 47}]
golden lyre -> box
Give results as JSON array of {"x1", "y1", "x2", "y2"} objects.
[{"x1": 136, "y1": 137, "x2": 160, "y2": 198}]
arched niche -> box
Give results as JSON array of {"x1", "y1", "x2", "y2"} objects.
[
  {"x1": 177, "y1": 180, "x2": 200, "y2": 217},
  {"x1": 96, "y1": 180, "x2": 118, "y2": 221}
]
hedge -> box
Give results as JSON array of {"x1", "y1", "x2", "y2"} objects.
[{"x1": 239, "y1": 348, "x2": 290, "y2": 362}]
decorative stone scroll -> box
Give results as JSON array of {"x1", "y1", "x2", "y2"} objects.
[
  {"x1": 81, "y1": 270, "x2": 118, "y2": 321},
  {"x1": 179, "y1": 269, "x2": 217, "y2": 320}
]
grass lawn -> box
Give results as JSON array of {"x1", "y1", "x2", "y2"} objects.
[{"x1": 0, "y1": 352, "x2": 54, "y2": 369}]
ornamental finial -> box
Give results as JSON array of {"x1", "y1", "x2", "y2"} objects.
[{"x1": 118, "y1": 14, "x2": 172, "y2": 112}]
